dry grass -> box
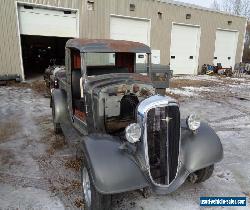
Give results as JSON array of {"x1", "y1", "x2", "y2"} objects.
[
  {"x1": 167, "y1": 75, "x2": 247, "y2": 100},
  {"x1": 48, "y1": 176, "x2": 81, "y2": 195},
  {"x1": 65, "y1": 158, "x2": 81, "y2": 172},
  {"x1": 0, "y1": 120, "x2": 20, "y2": 142},
  {"x1": 7, "y1": 80, "x2": 47, "y2": 95},
  {"x1": 61, "y1": 179, "x2": 81, "y2": 195},
  {"x1": 170, "y1": 75, "x2": 250, "y2": 89},
  {"x1": 170, "y1": 79, "x2": 217, "y2": 89},
  {"x1": 45, "y1": 135, "x2": 66, "y2": 156},
  {"x1": 165, "y1": 92, "x2": 183, "y2": 100},
  {"x1": 0, "y1": 148, "x2": 22, "y2": 166},
  {"x1": 74, "y1": 198, "x2": 84, "y2": 208},
  {"x1": 36, "y1": 116, "x2": 65, "y2": 156},
  {"x1": 34, "y1": 115, "x2": 51, "y2": 126}
]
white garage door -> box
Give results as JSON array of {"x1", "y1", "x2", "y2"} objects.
[
  {"x1": 170, "y1": 24, "x2": 201, "y2": 74},
  {"x1": 18, "y1": 5, "x2": 78, "y2": 37},
  {"x1": 110, "y1": 16, "x2": 150, "y2": 63},
  {"x1": 213, "y1": 30, "x2": 238, "y2": 68}
]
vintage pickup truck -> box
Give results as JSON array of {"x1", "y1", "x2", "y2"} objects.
[{"x1": 51, "y1": 39, "x2": 223, "y2": 210}]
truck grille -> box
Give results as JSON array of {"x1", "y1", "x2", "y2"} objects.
[{"x1": 146, "y1": 105, "x2": 180, "y2": 185}]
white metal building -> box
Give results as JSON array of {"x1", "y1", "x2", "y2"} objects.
[{"x1": 0, "y1": 0, "x2": 247, "y2": 80}]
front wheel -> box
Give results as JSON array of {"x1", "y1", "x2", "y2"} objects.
[
  {"x1": 81, "y1": 163, "x2": 112, "y2": 210},
  {"x1": 188, "y1": 165, "x2": 214, "y2": 184}
]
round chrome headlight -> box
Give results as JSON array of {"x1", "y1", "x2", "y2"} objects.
[
  {"x1": 125, "y1": 123, "x2": 141, "y2": 143},
  {"x1": 187, "y1": 114, "x2": 201, "y2": 131}
]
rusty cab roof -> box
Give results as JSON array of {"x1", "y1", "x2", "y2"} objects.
[{"x1": 66, "y1": 38, "x2": 151, "y2": 53}]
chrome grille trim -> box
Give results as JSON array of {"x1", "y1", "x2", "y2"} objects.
[{"x1": 137, "y1": 95, "x2": 181, "y2": 187}]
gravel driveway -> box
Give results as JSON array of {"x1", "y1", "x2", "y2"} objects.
[{"x1": 0, "y1": 75, "x2": 249, "y2": 210}]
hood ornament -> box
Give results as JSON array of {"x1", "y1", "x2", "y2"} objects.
[{"x1": 161, "y1": 116, "x2": 172, "y2": 123}]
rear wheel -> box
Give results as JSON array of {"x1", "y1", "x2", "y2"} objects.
[
  {"x1": 51, "y1": 99, "x2": 62, "y2": 134},
  {"x1": 81, "y1": 159, "x2": 112, "y2": 210},
  {"x1": 188, "y1": 165, "x2": 214, "y2": 184}
]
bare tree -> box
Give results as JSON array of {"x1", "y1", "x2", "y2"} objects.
[
  {"x1": 243, "y1": 23, "x2": 250, "y2": 62},
  {"x1": 234, "y1": 0, "x2": 242, "y2": 15},
  {"x1": 211, "y1": 0, "x2": 250, "y2": 19},
  {"x1": 211, "y1": 0, "x2": 220, "y2": 11},
  {"x1": 222, "y1": 0, "x2": 234, "y2": 13}
]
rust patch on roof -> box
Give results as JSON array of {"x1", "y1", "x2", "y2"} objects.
[{"x1": 66, "y1": 38, "x2": 151, "y2": 53}]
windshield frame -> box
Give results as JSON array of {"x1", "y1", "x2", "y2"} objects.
[{"x1": 80, "y1": 52, "x2": 151, "y2": 78}]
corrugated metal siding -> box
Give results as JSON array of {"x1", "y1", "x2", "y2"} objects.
[
  {"x1": 0, "y1": 0, "x2": 23, "y2": 76},
  {"x1": 0, "y1": 0, "x2": 247, "y2": 79}
]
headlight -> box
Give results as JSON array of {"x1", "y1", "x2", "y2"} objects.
[
  {"x1": 125, "y1": 123, "x2": 141, "y2": 143},
  {"x1": 187, "y1": 114, "x2": 201, "y2": 131}
]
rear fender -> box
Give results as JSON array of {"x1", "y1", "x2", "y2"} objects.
[{"x1": 51, "y1": 89, "x2": 68, "y2": 123}]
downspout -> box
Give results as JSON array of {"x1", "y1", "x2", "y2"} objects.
[{"x1": 147, "y1": 53, "x2": 152, "y2": 76}]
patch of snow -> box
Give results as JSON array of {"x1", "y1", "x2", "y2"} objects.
[
  {"x1": 173, "y1": 74, "x2": 250, "y2": 85},
  {"x1": 212, "y1": 116, "x2": 250, "y2": 129},
  {"x1": 173, "y1": 75, "x2": 221, "y2": 82},
  {"x1": 166, "y1": 88, "x2": 197, "y2": 97},
  {"x1": 183, "y1": 86, "x2": 214, "y2": 92},
  {"x1": 166, "y1": 86, "x2": 216, "y2": 98},
  {"x1": 224, "y1": 77, "x2": 246, "y2": 82},
  {"x1": 214, "y1": 169, "x2": 236, "y2": 183},
  {"x1": 228, "y1": 83, "x2": 250, "y2": 89},
  {"x1": 1, "y1": 76, "x2": 250, "y2": 210},
  {"x1": 0, "y1": 184, "x2": 65, "y2": 210}
]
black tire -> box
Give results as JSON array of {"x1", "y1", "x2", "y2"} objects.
[
  {"x1": 51, "y1": 99, "x2": 62, "y2": 134},
  {"x1": 81, "y1": 157, "x2": 112, "y2": 210},
  {"x1": 53, "y1": 121, "x2": 62, "y2": 134},
  {"x1": 189, "y1": 165, "x2": 214, "y2": 184}
]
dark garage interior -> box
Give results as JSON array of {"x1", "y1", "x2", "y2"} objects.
[{"x1": 21, "y1": 35, "x2": 70, "y2": 79}]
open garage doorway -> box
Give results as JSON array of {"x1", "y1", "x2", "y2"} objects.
[
  {"x1": 17, "y1": 3, "x2": 78, "y2": 80},
  {"x1": 21, "y1": 35, "x2": 70, "y2": 79}
]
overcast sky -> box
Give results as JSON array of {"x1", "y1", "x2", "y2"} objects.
[{"x1": 178, "y1": 0, "x2": 221, "y2": 8}]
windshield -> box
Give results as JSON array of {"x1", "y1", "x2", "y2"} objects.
[{"x1": 84, "y1": 52, "x2": 150, "y2": 76}]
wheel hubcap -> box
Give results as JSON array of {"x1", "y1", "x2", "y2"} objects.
[{"x1": 82, "y1": 167, "x2": 91, "y2": 207}]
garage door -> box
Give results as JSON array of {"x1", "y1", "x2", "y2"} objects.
[
  {"x1": 110, "y1": 16, "x2": 150, "y2": 63},
  {"x1": 18, "y1": 5, "x2": 78, "y2": 37},
  {"x1": 213, "y1": 30, "x2": 238, "y2": 68},
  {"x1": 170, "y1": 24, "x2": 201, "y2": 74}
]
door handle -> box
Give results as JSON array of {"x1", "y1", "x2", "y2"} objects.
[
  {"x1": 189, "y1": 56, "x2": 194, "y2": 59},
  {"x1": 171, "y1": 56, "x2": 175, "y2": 59}
]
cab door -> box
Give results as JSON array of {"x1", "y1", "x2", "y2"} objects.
[{"x1": 68, "y1": 49, "x2": 87, "y2": 127}]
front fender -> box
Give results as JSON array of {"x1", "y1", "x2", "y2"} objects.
[
  {"x1": 180, "y1": 121, "x2": 223, "y2": 172},
  {"x1": 80, "y1": 134, "x2": 148, "y2": 194}
]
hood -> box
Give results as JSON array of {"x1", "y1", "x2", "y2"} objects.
[{"x1": 85, "y1": 73, "x2": 153, "y2": 95}]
